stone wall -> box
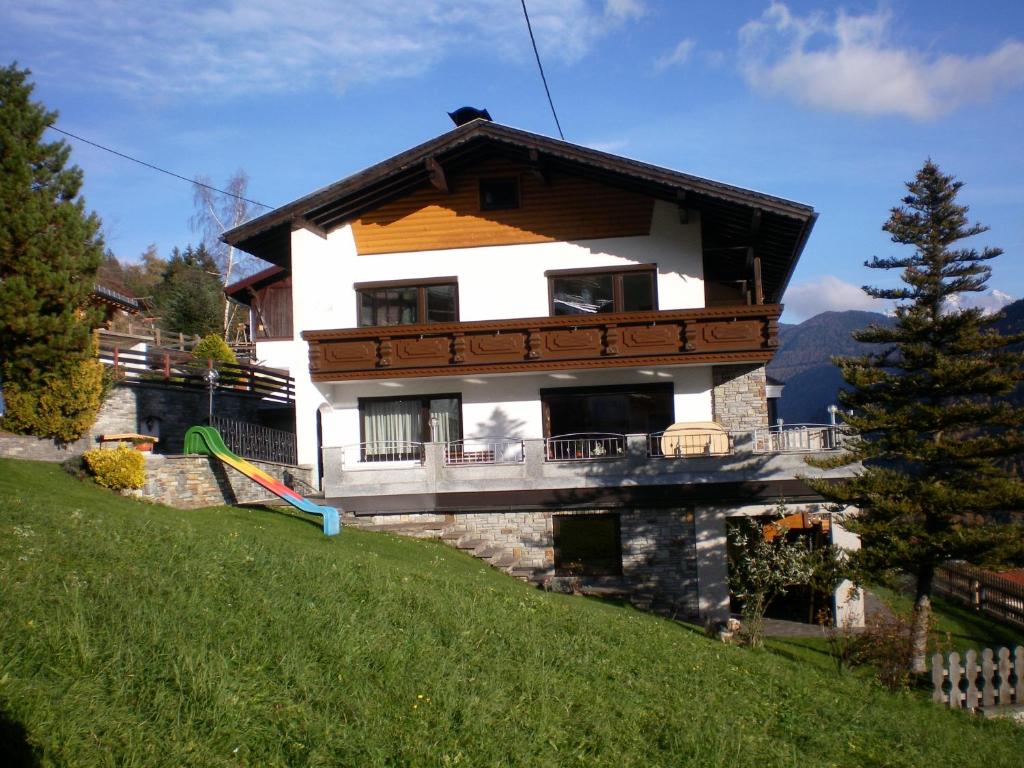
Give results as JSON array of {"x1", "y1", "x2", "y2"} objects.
[
  {"x1": 438, "y1": 507, "x2": 699, "y2": 615},
  {"x1": 0, "y1": 432, "x2": 90, "y2": 462},
  {"x1": 712, "y1": 364, "x2": 768, "y2": 431},
  {"x1": 91, "y1": 382, "x2": 284, "y2": 454},
  {"x1": 135, "y1": 454, "x2": 314, "y2": 509}
]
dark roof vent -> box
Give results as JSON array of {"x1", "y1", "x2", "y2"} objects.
[{"x1": 448, "y1": 106, "x2": 492, "y2": 127}]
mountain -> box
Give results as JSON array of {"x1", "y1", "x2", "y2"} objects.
[
  {"x1": 768, "y1": 310, "x2": 892, "y2": 424},
  {"x1": 768, "y1": 300, "x2": 1024, "y2": 424}
]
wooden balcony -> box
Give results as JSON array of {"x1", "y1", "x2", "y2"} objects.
[{"x1": 302, "y1": 304, "x2": 780, "y2": 382}]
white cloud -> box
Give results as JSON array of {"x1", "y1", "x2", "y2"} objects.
[
  {"x1": 783, "y1": 276, "x2": 891, "y2": 322},
  {"x1": 654, "y1": 38, "x2": 695, "y2": 72},
  {"x1": 738, "y1": 2, "x2": 1024, "y2": 119},
  {"x1": 2, "y1": 0, "x2": 646, "y2": 100}
]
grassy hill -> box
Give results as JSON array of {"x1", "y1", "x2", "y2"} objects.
[{"x1": 1, "y1": 458, "x2": 1022, "y2": 767}]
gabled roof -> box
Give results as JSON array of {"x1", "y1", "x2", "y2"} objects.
[{"x1": 223, "y1": 119, "x2": 817, "y2": 302}]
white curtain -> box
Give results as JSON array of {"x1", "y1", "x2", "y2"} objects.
[
  {"x1": 363, "y1": 400, "x2": 419, "y2": 449},
  {"x1": 429, "y1": 397, "x2": 459, "y2": 443}
]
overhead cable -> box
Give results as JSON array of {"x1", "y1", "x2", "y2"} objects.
[
  {"x1": 520, "y1": 0, "x2": 565, "y2": 140},
  {"x1": 46, "y1": 124, "x2": 272, "y2": 209}
]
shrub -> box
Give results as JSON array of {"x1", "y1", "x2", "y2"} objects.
[
  {"x1": 83, "y1": 445, "x2": 146, "y2": 490},
  {"x1": 191, "y1": 334, "x2": 236, "y2": 365},
  {"x1": 190, "y1": 334, "x2": 240, "y2": 384},
  {"x1": 849, "y1": 609, "x2": 922, "y2": 691},
  {"x1": 2, "y1": 356, "x2": 107, "y2": 443}
]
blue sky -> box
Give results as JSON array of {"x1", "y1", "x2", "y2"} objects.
[{"x1": 3, "y1": 0, "x2": 1023, "y2": 321}]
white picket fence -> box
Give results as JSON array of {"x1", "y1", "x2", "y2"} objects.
[{"x1": 931, "y1": 647, "x2": 1024, "y2": 711}]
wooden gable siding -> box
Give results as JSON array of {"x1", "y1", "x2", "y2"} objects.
[
  {"x1": 351, "y1": 158, "x2": 654, "y2": 255},
  {"x1": 253, "y1": 276, "x2": 293, "y2": 339}
]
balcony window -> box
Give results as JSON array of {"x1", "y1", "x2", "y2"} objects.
[
  {"x1": 547, "y1": 266, "x2": 656, "y2": 316},
  {"x1": 356, "y1": 279, "x2": 458, "y2": 327},
  {"x1": 541, "y1": 383, "x2": 674, "y2": 437},
  {"x1": 359, "y1": 395, "x2": 461, "y2": 460}
]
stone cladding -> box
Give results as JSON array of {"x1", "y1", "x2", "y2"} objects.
[{"x1": 712, "y1": 364, "x2": 768, "y2": 431}]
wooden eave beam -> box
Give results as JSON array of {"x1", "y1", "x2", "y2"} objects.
[
  {"x1": 291, "y1": 216, "x2": 328, "y2": 239},
  {"x1": 426, "y1": 155, "x2": 449, "y2": 193},
  {"x1": 527, "y1": 148, "x2": 550, "y2": 184}
]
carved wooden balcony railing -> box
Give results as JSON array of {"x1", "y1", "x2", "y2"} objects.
[{"x1": 302, "y1": 304, "x2": 780, "y2": 381}]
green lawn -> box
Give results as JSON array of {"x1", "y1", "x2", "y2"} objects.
[{"x1": 2, "y1": 457, "x2": 1023, "y2": 767}]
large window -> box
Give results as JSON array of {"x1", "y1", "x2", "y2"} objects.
[
  {"x1": 359, "y1": 395, "x2": 461, "y2": 459},
  {"x1": 541, "y1": 383, "x2": 674, "y2": 437},
  {"x1": 546, "y1": 266, "x2": 656, "y2": 316},
  {"x1": 356, "y1": 278, "x2": 458, "y2": 327}
]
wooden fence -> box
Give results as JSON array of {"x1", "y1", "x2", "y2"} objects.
[
  {"x1": 935, "y1": 562, "x2": 1024, "y2": 629},
  {"x1": 932, "y1": 647, "x2": 1024, "y2": 711},
  {"x1": 97, "y1": 343, "x2": 294, "y2": 405}
]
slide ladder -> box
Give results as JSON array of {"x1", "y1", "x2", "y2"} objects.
[{"x1": 184, "y1": 426, "x2": 340, "y2": 536}]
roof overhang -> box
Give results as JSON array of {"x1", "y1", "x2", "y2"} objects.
[
  {"x1": 223, "y1": 119, "x2": 817, "y2": 303},
  {"x1": 224, "y1": 265, "x2": 287, "y2": 306}
]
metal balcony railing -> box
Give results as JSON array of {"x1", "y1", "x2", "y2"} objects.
[
  {"x1": 752, "y1": 424, "x2": 846, "y2": 454},
  {"x1": 544, "y1": 433, "x2": 626, "y2": 462},
  {"x1": 342, "y1": 441, "x2": 425, "y2": 465},
  {"x1": 647, "y1": 429, "x2": 732, "y2": 458},
  {"x1": 444, "y1": 438, "x2": 525, "y2": 466}
]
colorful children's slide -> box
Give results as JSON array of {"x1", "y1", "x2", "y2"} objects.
[{"x1": 184, "y1": 426, "x2": 340, "y2": 536}]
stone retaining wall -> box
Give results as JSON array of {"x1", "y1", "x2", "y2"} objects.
[
  {"x1": 92, "y1": 382, "x2": 282, "y2": 454},
  {"x1": 0, "y1": 432, "x2": 90, "y2": 462},
  {"x1": 135, "y1": 454, "x2": 314, "y2": 509}
]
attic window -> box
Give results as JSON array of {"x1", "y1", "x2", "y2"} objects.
[{"x1": 479, "y1": 178, "x2": 519, "y2": 211}]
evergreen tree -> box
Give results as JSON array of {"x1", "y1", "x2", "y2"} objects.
[
  {"x1": 0, "y1": 63, "x2": 104, "y2": 387},
  {"x1": 808, "y1": 162, "x2": 1024, "y2": 673},
  {"x1": 156, "y1": 244, "x2": 222, "y2": 337}
]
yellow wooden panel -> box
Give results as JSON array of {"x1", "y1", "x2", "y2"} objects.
[{"x1": 352, "y1": 158, "x2": 655, "y2": 255}]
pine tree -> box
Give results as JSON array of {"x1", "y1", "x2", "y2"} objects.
[
  {"x1": 808, "y1": 161, "x2": 1024, "y2": 673},
  {"x1": 156, "y1": 244, "x2": 223, "y2": 337},
  {"x1": 0, "y1": 63, "x2": 104, "y2": 387}
]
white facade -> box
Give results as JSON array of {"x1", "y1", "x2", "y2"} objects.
[{"x1": 263, "y1": 200, "x2": 710, "y2": 467}]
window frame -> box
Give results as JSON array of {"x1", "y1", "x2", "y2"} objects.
[
  {"x1": 544, "y1": 264, "x2": 658, "y2": 316},
  {"x1": 354, "y1": 277, "x2": 459, "y2": 328},
  {"x1": 357, "y1": 393, "x2": 464, "y2": 446},
  {"x1": 540, "y1": 382, "x2": 675, "y2": 438},
  {"x1": 553, "y1": 513, "x2": 624, "y2": 577},
  {"x1": 478, "y1": 177, "x2": 521, "y2": 211}
]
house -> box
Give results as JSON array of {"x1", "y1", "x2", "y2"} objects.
[{"x1": 222, "y1": 114, "x2": 861, "y2": 625}]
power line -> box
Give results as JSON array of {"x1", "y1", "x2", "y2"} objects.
[
  {"x1": 46, "y1": 124, "x2": 273, "y2": 209},
  {"x1": 520, "y1": 0, "x2": 564, "y2": 140}
]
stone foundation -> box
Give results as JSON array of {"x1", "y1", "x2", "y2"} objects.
[
  {"x1": 135, "y1": 454, "x2": 313, "y2": 509},
  {"x1": 376, "y1": 507, "x2": 700, "y2": 616}
]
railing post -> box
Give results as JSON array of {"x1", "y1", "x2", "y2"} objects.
[
  {"x1": 113, "y1": 346, "x2": 120, "y2": 378},
  {"x1": 163, "y1": 352, "x2": 170, "y2": 379}
]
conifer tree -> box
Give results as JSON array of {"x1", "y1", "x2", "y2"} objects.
[
  {"x1": 809, "y1": 161, "x2": 1024, "y2": 673},
  {"x1": 0, "y1": 63, "x2": 104, "y2": 387}
]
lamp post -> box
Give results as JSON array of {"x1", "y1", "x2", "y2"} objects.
[{"x1": 203, "y1": 366, "x2": 220, "y2": 423}]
